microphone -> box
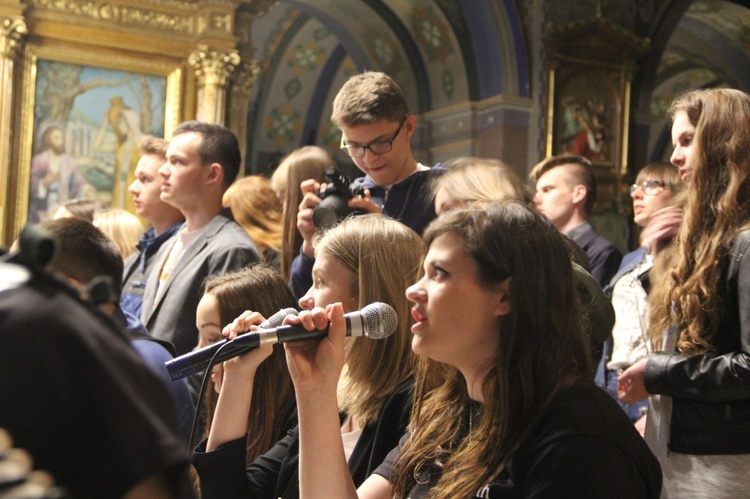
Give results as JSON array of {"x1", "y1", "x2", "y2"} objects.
[
  {"x1": 250, "y1": 301, "x2": 397, "y2": 344},
  {"x1": 166, "y1": 302, "x2": 397, "y2": 381},
  {"x1": 166, "y1": 307, "x2": 298, "y2": 381}
]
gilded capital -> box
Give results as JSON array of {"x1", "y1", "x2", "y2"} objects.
[
  {"x1": 0, "y1": 18, "x2": 27, "y2": 59},
  {"x1": 188, "y1": 46, "x2": 241, "y2": 88},
  {"x1": 231, "y1": 59, "x2": 260, "y2": 95}
]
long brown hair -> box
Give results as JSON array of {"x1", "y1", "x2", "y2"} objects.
[
  {"x1": 270, "y1": 146, "x2": 330, "y2": 280},
  {"x1": 201, "y1": 265, "x2": 297, "y2": 463},
  {"x1": 650, "y1": 89, "x2": 750, "y2": 354},
  {"x1": 314, "y1": 215, "x2": 422, "y2": 426},
  {"x1": 392, "y1": 202, "x2": 591, "y2": 498}
]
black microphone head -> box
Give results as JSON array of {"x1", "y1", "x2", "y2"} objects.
[
  {"x1": 362, "y1": 302, "x2": 397, "y2": 339},
  {"x1": 261, "y1": 307, "x2": 298, "y2": 328}
]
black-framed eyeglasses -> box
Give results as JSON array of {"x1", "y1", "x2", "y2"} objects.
[
  {"x1": 340, "y1": 117, "x2": 406, "y2": 158},
  {"x1": 629, "y1": 180, "x2": 665, "y2": 196}
]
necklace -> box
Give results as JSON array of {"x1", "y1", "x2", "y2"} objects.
[{"x1": 468, "y1": 405, "x2": 474, "y2": 443}]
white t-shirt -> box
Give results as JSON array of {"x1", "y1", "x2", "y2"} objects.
[
  {"x1": 342, "y1": 427, "x2": 363, "y2": 462},
  {"x1": 152, "y1": 225, "x2": 204, "y2": 308},
  {"x1": 607, "y1": 255, "x2": 653, "y2": 371}
]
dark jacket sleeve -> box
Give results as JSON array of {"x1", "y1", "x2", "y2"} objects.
[
  {"x1": 194, "y1": 437, "x2": 252, "y2": 498},
  {"x1": 194, "y1": 428, "x2": 299, "y2": 499},
  {"x1": 289, "y1": 252, "x2": 314, "y2": 299},
  {"x1": 645, "y1": 232, "x2": 750, "y2": 401},
  {"x1": 589, "y1": 244, "x2": 623, "y2": 288}
]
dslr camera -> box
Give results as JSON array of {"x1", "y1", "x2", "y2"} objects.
[{"x1": 312, "y1": 168, "x2": 367, "y2": 229}]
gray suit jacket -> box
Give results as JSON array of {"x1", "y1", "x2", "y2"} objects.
[{"x1": 140, "y1": 208, "x2": 260, "y2": 355}]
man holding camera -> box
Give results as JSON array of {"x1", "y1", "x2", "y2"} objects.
[{"x1": 290, "y1": 71, "x2": 444, "y2": 298}]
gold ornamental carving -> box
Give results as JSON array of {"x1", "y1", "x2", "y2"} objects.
[
  {"x1": 0, "y1": 18, "x2": 28, "y2": 245},
  {"x1": 0, "y1": 18, "x2": 28, "y2": 59},
  {"x1": 188, "y1": 45, "x2": 240, "y2": 88},
  {"x1": 231, "y1": 59, "x2": 260, "y2": 96},
  {"x1": 196, "y1": 12, "x2": 232, "y2": 35},
  {"x1": 188, "y1": 45, "x2": 241, "y2": 124},
  {"x1": 28, "y1": 0, "x2": 195, "y2": 34}
]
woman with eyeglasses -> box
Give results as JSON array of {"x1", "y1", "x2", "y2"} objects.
[
  {"x1": 619, "y1": 88, "x2": 750, "y2": 497},
  {"x1": 599, "y1": 161, "x2": 683, "y2": 433}
]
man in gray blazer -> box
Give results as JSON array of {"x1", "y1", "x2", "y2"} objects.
[{"x1": 140, "y1": 121, "x2": 260, "y2": 356}]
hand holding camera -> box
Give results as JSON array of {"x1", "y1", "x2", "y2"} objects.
[
  {"x1": 296, "y1": 169, "x2": 381, "y2": 259},
  {"x1": 296, "y1": 179, "x2": 323, "y2": 258},
  {"x1": 312, "y1": 169, "x2": 369, "y2": 229}
]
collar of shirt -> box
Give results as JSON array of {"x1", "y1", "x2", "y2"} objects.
[
  {"x1": 136, "y1": 222, "x2": 183, "y2": 272},
  {"x1": 564, "y1": 221, "x2": 593, "y2": 240}
]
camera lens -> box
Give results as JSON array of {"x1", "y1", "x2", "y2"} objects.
[{"x1": 313, "y1": 195, "x2": 352, "y2": 229}]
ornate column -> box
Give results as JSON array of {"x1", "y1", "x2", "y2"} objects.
[
  {"x1": 0, "y1": 17, "x2": 26, "y2": 242},
  {"x1": 228, "y1": 59, "x2": 259, "y2": 176},
  {"x1": 188, "y1": 45, "x2": 240, "y2": 125},
  {"x1": 229, "y1": 1, "x2": 276, "y2": 174}
]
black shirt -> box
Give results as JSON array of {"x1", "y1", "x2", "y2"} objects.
[{"x1": 374, "y1": 382, "x2": 662, "y2": 498}]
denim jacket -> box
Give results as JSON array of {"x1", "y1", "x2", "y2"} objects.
[
  {"x1": 645, "y1": 229, "x2": 750, "y2": 454},
  {"x1": 603, "y1": 247, "x2": 649, "y2": 300}
]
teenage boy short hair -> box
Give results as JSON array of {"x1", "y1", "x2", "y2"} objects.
[
  {"x1": 173, "y1": 121, "x2": 241, "y2": 188},
  {"x1": 331, "y1": 72, "x2": 409, "y2": 127},
  {"x1": 531, "y1": 154, "x2": 597, "y2": 216}
]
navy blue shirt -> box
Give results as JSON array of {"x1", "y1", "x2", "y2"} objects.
[{"x1": 121, "y1": 222, "x2": 182, "y2": 318}]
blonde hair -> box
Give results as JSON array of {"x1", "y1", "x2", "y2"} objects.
[
  {"x1": 92, "y1": 208, "x2": 144, "y2": 259},
  {"x1": 314, "y1": 215, "x2": 422, "y2": 425},
  {"x1": 223, "y1": 175, "x2": 283, "y2": 258},
  {"x1": 138, "y1": 135, "x2": 168, "y2": 157},
  {"x1": 436, "y1": 157, "x2": 530, "y2": 205},
  {"x1": 271, "y1": 146, "x2": 331, "y2": 280}
]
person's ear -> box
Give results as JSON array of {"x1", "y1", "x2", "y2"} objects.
[
  {"x1": 206, "y1": 163, "x2": 223, "y2": 186},
  {"x1": 493, "y1": 277, "x2": 512, "y2": 317},
  {"x1": 572, "y1": 184, "x2": 587, "y2": 205},
  {"x1": 403, "y1": 115, "x2": 417, "y2": 139}
]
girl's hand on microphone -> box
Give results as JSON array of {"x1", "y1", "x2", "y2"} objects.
[
  {"x1": 284, "y1": 303, "x2": 346, "y2": 395},
  {"x1": 221, "y1": 311, "x2": 273, "y2": 378}
]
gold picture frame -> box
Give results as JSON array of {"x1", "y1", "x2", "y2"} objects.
[
  {"x1": 546, "y1": 66, "x2": 624, "y2": 169},
  {"x1": 8, "y1": 44, "x2": 182, "y2": 240}
]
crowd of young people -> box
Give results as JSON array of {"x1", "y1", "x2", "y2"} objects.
[{"x1": 3, "y1": 70, "x2": 750, "y2": 498}]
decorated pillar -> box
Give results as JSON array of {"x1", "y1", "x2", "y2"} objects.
[
  {"x1": 0, "y1": 17, "x2": 26, "y2": 241},
  {"x1": 188, "y1": 45, "x2": 240, "y2": 125},
  {"x1": 228, "y1": 59, "x2": 259, "y2": 176}
]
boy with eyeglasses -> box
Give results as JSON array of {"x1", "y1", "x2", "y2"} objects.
[{"x1": 290, "y1": 71, "x2": 445, "y2": 298}]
